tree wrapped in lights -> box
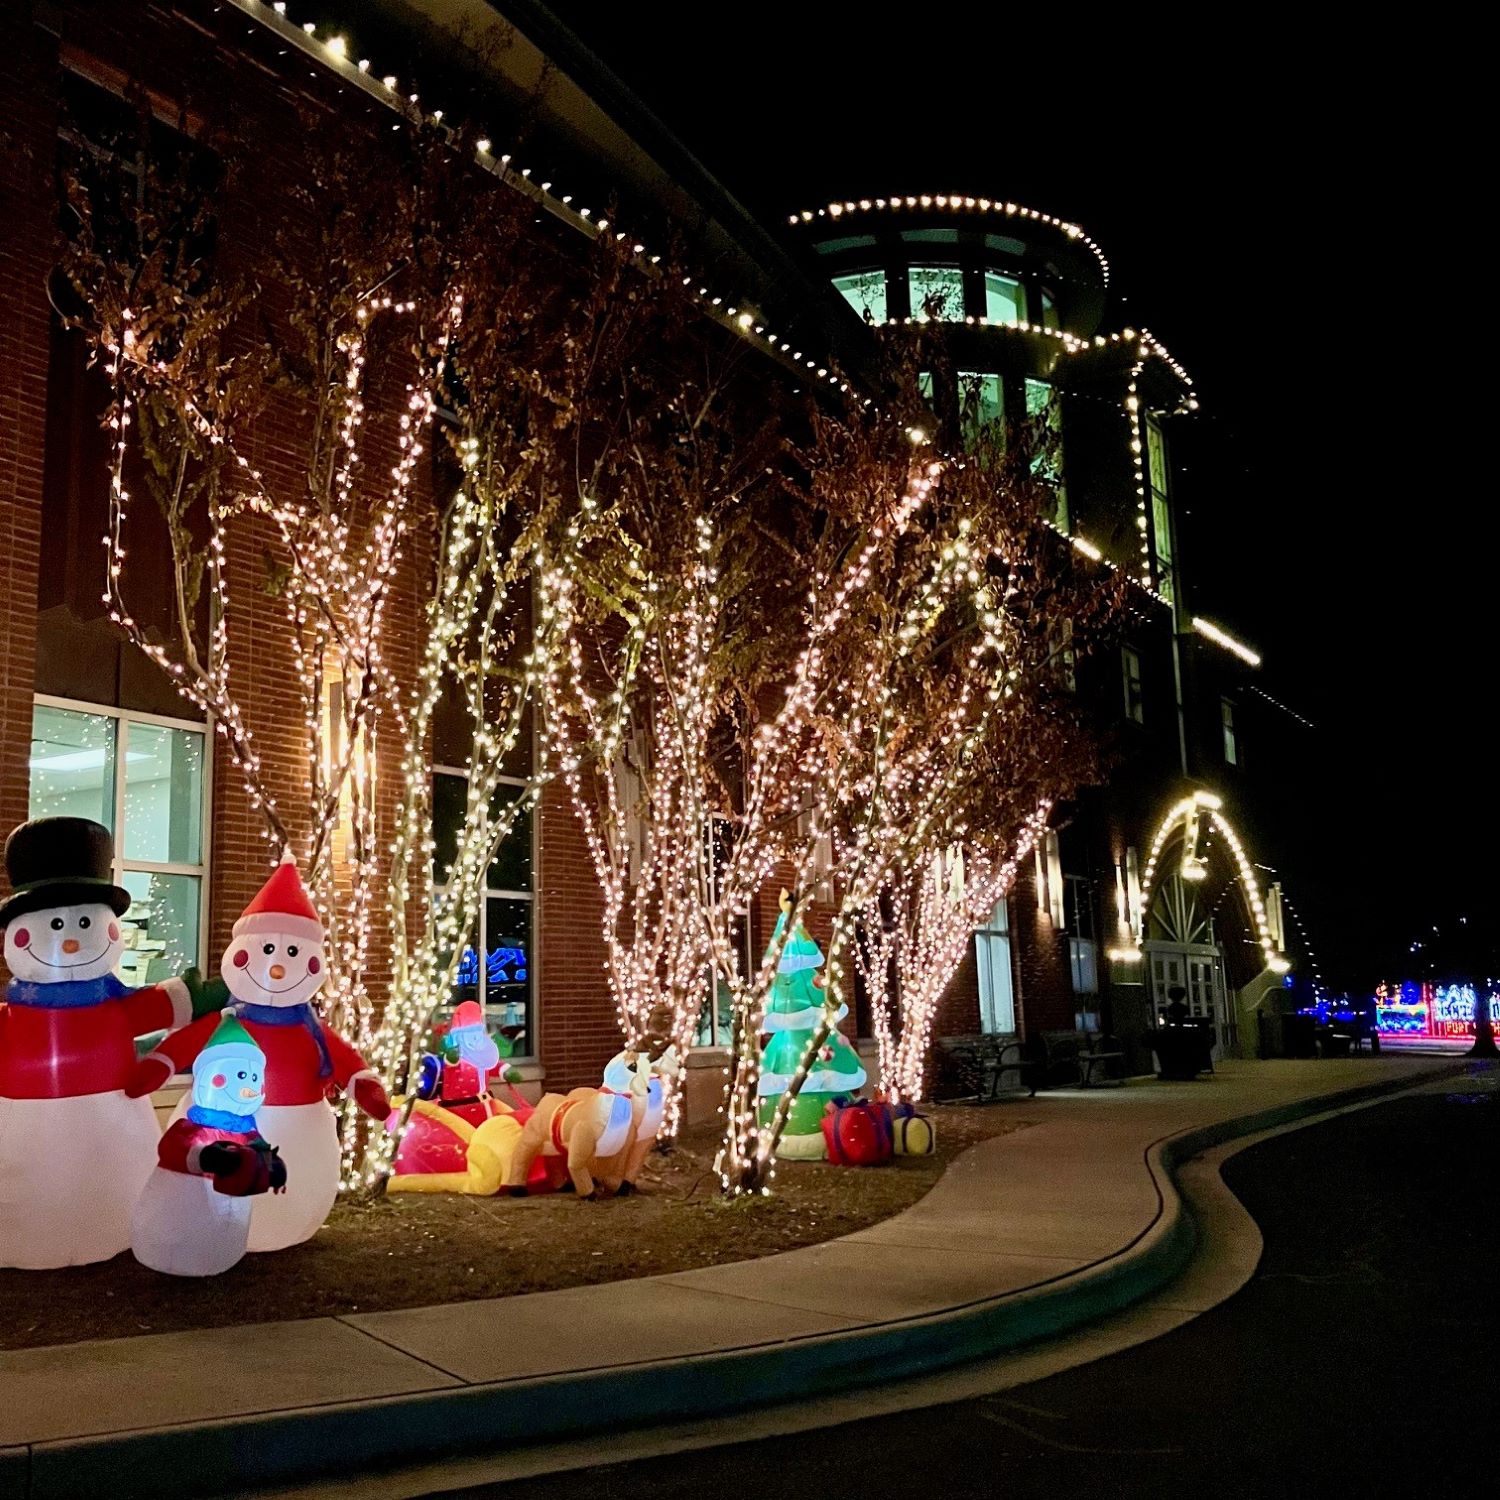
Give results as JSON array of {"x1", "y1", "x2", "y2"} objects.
[
  {"x1": 536, "y1": 293, "x2": 783, "y2": 1141},
  {"x1": 698, "y1": 374, "x2": 1123, "y2": 1195},
  {"x1": 849, "y1": 413, "x2": 1115, "y2": 1105},
  {"x1": 63, "y1": 129, "x2": 462, "y2": 1070}
]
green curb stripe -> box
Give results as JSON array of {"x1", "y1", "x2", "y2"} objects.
[{"x1": 14, "y1": 1063, "x2": 1470, "y2": 1500}]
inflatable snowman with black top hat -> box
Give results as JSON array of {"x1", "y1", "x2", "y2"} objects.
[
  {"x1": 0, "y1": 816, "x2": 225, "y2": 1269},
  {"x1": 129, "y1": 849, "x2": 390, "y2": 1251},
  {"x1": 131, "y1": 1012, "x2": 288, "y2": 1277}
]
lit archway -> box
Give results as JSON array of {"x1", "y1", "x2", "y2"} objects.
[{"x1": 1119, "y1": 790, "x2": 1287, "y2": 975}]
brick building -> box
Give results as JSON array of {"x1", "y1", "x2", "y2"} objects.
[{"x1": 1, "y1": 0, "x2": 1314, "y2": 1123}]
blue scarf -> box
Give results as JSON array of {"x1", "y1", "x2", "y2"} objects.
[
  {"x1": 6, "y1": 973, "x2": 130, "y2": 1009},
  {"x1": 234, "y1": 1000, "x2": 333, "y2": 1079},
  {"x1": 187, "y1": 1104, "x2": 260, "y2": 1135}
]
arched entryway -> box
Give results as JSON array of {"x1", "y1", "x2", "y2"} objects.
[{"x1": 1129, "y1": 791, "x2": 1288, "y2": 1058}]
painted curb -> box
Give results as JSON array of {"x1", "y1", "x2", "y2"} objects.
[{"x1": 11, "y1": 1063, "x2": 1469, "y2": 1500}]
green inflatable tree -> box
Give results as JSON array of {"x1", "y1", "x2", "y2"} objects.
[{"x1": 758, "y1": 895, "x2": 867, "y2": 1159}]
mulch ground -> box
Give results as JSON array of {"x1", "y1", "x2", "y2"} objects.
[{"x1": 0, "y1": 1103, "x2": 1030, "y2": 1351}]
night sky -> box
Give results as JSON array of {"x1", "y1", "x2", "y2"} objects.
[{"x1": 551, "y1": 5, "x2": 1479, "y2": 990}]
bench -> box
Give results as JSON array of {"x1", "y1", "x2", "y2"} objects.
[
  {"x1": 936, "y1": 1034, "x2": 1037, "y2": 1101},
  {"x1": 1034, "y1": 1030, "x2": 1125, "y2": 1089}
]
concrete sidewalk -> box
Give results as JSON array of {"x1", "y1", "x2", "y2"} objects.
[{"x1": 0, "y1": 1056, "x2": 1464, "y2": 1499}]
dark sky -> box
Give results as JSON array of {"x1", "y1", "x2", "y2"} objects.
[{"x1": 551, "y1": 5, "x2": 1480, "y2": 990}]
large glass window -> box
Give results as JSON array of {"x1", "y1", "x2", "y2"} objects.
[
  {"x1": 975, "y1": 898, "x2": 1015, "y2": 1035},
  {"x1": 1146, "y1": 418, "x2": 1175, "y2": 604},
  {"x1": 958, "y1": 371, "x2": 1004, "y2": 446},
  {"x1": 907, "y1": 265, "x2": 965, "y2": 321},
  {"x1": 1222, "y1": 698, "x2": 1239, "y2": 766},
  {"x1": 1041, "y1": 289, "x2": 1060, "y2": 330},
  {"x1": 1025, "y1": 377, "x2": 1068, "y2": 531},
  {"x1": 1122, "y1": 646, "x2": 1144, "y2": 724},
  {"x1": 432, "y1": 768, "x2": 535, "y2": 1057},
  {"x1": 28, "y1": 698, "x2": 209, "y2": 985},
  {"x1": 831, "y1": 269, "x2": 887, "y2": 324},
  {"x1": 983, "y1": 271, "x2": 1023, "y2": 325}
]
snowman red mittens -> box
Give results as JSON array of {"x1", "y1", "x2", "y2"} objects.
[
  {"x1": 350, "y1": 1070, "x2": 391, "y2": 1120},
  {"x1": 199, "y1": 1141, "x2": 283, "y2": 1197}
]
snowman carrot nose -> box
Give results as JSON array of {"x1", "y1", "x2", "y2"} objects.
[
  {"x1": 61, "y1": 938, "x2": 80, "y2": 954},
  {"x1": 269, "y1": 963, "x2": 286, "y2": 980}
]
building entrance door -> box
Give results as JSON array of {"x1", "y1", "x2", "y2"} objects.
[{"x1": 1144, "y1": 942, "x2": 1234, "y2": 1058}]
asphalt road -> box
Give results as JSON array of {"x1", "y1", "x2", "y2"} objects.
[{"x1": 431, "y1": 1067, "x2": 1498, "y2": 1499}]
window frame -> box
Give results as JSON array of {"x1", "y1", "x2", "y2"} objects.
[
  {"x1": 31, "y1": 692, "x2": 212, "y2": 977},
  {"x1": 1122, "y1": 645, "x2": 1145, "y2": 725},
  {"x1": 974, "y1": 896, "x2": 1017, "y2": 1036},
  {"x1": 431, "y1": 763, "x2": 537, "y2": 1060},
  {"x1": 1221, "y1": 697, "x2": 1239, "y2": 766}
]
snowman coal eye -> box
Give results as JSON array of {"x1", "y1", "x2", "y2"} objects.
[
  {"x1": 78, "y1": 915, "x2": 92, "y2": 929},
  {"x1": 262, "y1": 943, "x2": 276, "y2": 956},
  {"x1": 50, "y1": 917, "x2": 65, "y2": 931},
  {"x1": 237, "y1": 1070, "x2": 247, "y2": 1080},
  {"x1": 287, "y1": 945, "x2": 300, "y2": 957}
]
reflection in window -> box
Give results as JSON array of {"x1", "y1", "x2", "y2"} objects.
[
  {"x1": 432, "y1": 768, "x2": 535, "y2": 1057},
  {"x1": 1025, "y1": 378, "x2": 1068, "y2": 531},
  {"x1": 907, "y1": 265, "x2": 965, "y2": 321},
  {"x1": 29, "y1": 699, "x2": 208, "y2": 983},
  {"x1": 975, "y1": 898, "x2": 1015, "y2": 1035},
  {"x1": 1146, "y1": 418, "x2": 1174, "y2": 604},
  {"x1": 983, "y1": 271, "x2": 1023, "y2": 325},
  {"x1": 958, "y1": 371, "x2": 1004, "y2": 448},
  {"x1": 831, "y1": 270, "x2": 887, "y2": 323}
]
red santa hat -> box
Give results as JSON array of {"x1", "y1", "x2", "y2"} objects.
[{"x1": 232, "y1": 848, "x2": 324, "y2": 946}]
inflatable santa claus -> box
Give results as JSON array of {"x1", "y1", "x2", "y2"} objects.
[
  {"x1": 1, "y1": 816, "x2": 224, "y2": 1269},
  {"x1": 129, "y1": 850, "x2": 389, "y2": 1251}
]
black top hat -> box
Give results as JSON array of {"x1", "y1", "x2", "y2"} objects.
[{"x1": 0, "y1": 817, "x2": 133, "y2": 927}]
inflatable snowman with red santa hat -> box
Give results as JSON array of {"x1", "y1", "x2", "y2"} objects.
[
  {"x1": 1, "y1": 816, "x2": 225, "y2": 1269},
  {"x1": 130, "y1": 849, "x2": 389, "y2": 1251}
]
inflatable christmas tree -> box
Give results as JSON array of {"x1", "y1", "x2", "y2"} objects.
[{"x1": 757, "y1": 894, "x2": 867, "y2": 1160}]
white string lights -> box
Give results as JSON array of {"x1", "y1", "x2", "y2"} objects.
[
  {"x1": 858, "y1": 807, "x2": 1049, "y2": 1103},
  {"x1": 1124, "y1": 791, "x2": 1288, "y2": 974},
  {"x1": 1193, "y1": 616, "x2": 1262, "y2": 668}
]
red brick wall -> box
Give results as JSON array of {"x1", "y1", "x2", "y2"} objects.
[
  {"x1": 0, "y1": 13, "x2": 60, "y2": 969},
  {"x1": 1010, "y1": 862, "x2": 1076, "y2": 1034}
]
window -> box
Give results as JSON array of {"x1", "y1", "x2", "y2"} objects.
[
  {"x1": 906, "y1": 265, "x2": 965, "y2": 321},
  {"x1": 432, "y1": 768, "x2": 535, "y2": 1057},
  {"x1": 696, "y1": 816, "x2": 749, "y2": 1047},
  {"x1": 28, "y1": 697, "x2": 209, "y2": 985},
  {"x1": 983, "y1": 271, "x2": 1023, "y2": 326},
  {"x1": 958, "y1": 371, "x2": 1004, "y2": 446},
  {"x1": 1065, "y1": 875, "x2": 1098, "y2": 1000},
  {"x1": 1122, "y1": 645, "x2": 1144, "y2": 724},
  {"x1": 1146, "y1": 418, "x2": 1175, "y2": 604},
  {"x1": 1034, "y1": 830, "x2": 1065, "y2": 928},
  {"x1": 831, "y1": 269, "x2": 887, "y2": 324},
  {"x1": 1222, "y1": 698, "x2": 1239, "y2": 766},
  {"x1": 974, "y1": 898, "x2": 1016, "y2": 1034},
  {"x1": 1025, "y1": 378, "x2": 1068, "y2": 531},
  {"x1": 1041, "y1": 289, "x2": 1060, "y2": 330}
]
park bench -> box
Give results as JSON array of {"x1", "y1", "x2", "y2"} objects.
[
  {"x1": 936, "y1": 1034, "x2": 1036, "y2": 1100},
  {"x1": 1034, "y1": 1029, "x2": 1125, "y2": 1089}
]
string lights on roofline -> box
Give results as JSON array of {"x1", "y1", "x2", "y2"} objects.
[
  {"x1": 1192, "y1": 616, "x2": 1262, "y2": 668},
  {"x1": 789, "y1": 195, "x2": 1112, "y2": 286}
]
